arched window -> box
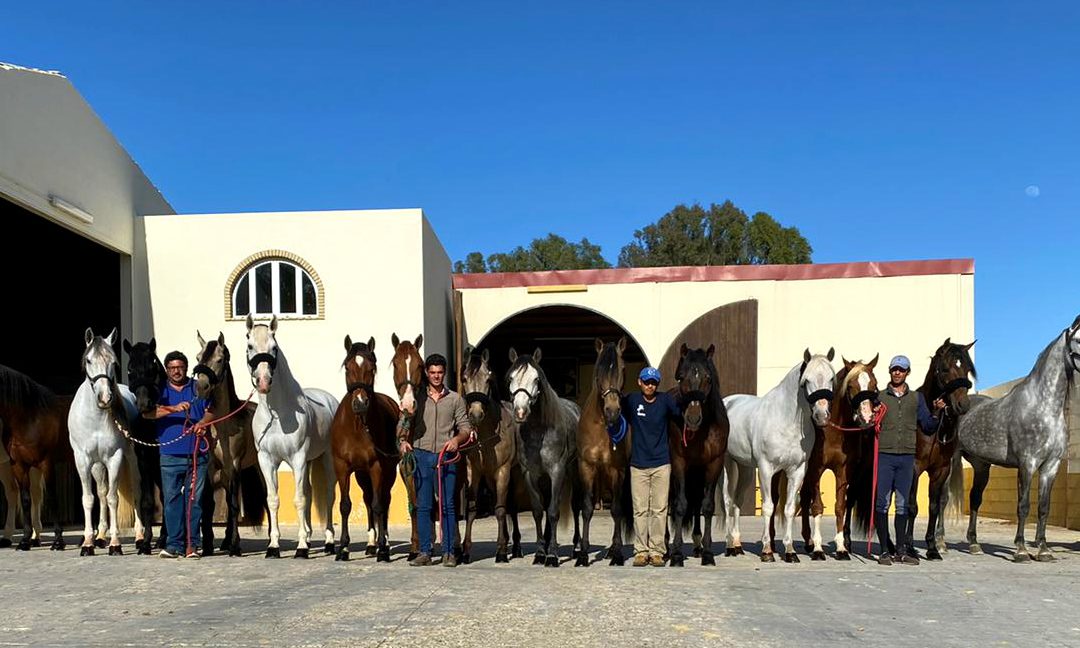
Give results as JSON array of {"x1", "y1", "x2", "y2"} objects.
[{"x1": 225, "y1": 251, "x2": 324, "y2": 319}]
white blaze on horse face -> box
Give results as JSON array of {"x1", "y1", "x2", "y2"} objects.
[
  {"x1": 400, "y1": 355, "x2": 416, "y2": 414},
  {"x1": 804, "y1": 357, "x2": 835, "y2": 426},
  {"x1": 86, "y1": 345, "x2": 115, "y2": 409},
  {"x1": 510, "y1": 365, "x2": 538, "y2": 422},
  {"x1": 855, "y1": 370, "x2": 874, "y2": 425}
]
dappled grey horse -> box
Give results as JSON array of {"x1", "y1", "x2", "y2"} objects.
[{"x1": 953, "y1": 315, "x2": 1080, "y2": 562}]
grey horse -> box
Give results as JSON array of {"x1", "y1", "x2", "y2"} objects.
[{"x1": 952, "y1": 314, "x2": 1080, "y2": 562}]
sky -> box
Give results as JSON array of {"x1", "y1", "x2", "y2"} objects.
[{"x1": 4, "y1": 2, "x2": 1078, "y2": 387}]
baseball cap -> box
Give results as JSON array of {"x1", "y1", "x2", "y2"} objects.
[
  {"x1": 888, "y1": 355, "x2": 911, "y2": 371},
  {"x1": 639, "y1": 367, "x2": 661, "y2": 383}
]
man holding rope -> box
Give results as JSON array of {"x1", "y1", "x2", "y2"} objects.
[
  {"x1": 143, "y1": 350, "x2": 213, "y2": 559},
  {"x1": 397, "y1": 353, "x2": 474, "y2": 567}
]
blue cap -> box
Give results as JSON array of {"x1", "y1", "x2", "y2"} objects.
[
  {"x1": 889, "y1": 355, "x2": 911, "y2": 371},
  {"x1": 639, "y1": 367, "x2": 661, "y2": 382}
]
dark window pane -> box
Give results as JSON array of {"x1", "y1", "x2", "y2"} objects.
[
  {"x1": 235, "y1": 274, "x2": 250, "y2": 316},
  {"x1": 279, "y1": 263, "x2": 296, "y2": 313},
  {"x1": 255, "y1": 263, "x2": 272, "y2": 314},
  {"x1": 302, "y1": 273, "x2": 317, "y2": 315}
]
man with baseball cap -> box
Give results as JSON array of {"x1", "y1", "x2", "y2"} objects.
[
  {"x1": 873, "y1": 354, "x2": 945, "y2": 566},
  {"x1": 621, "y1": 366, "x2": 682, "y2": 566}
]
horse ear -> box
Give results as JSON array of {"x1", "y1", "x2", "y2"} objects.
[
  {"x1": 344, "y1": 335, "x2": 353, "y2": 352},
  {"x1": 963, "y1": 340, "x2": 976, "y2": 352},
  {"x1": 826, "y1": 347, "x2": 835, "y2": 362},
  {"x1": 414, "y1": 334, "x2": 423, "y2": 349},
  {"x1": 617, "y1": 336, "x2": 628, "y2": 354},
  {"x1": 391, "y1": 333, "x2": 401, "y2": 348},
  {"x1": 197, "y1": 330, "x2": 207, "y2": 349},
  {"x1": 595, "y1": 338, "x2": 604, "y2": 355},
  {"x1": 706, "y1": 344, "x2": 715, "y2": 358},
  {"x1": 868, "y1": 353, "x2": 879, "y2": 368},
  {"x1": 367, "y1": 336, "x2": 375, "y2": 351},
  {"x1": 680, "y1": 343, "x2": 689, "y2": 358},
  {"x1": 508, "y1": 347, "x2": 518, "y2": 363},
  {"x1": 804, "y1": 348, "x2": 811, "y2": 363},
  {"x1": 123, "y1": 339, "x2": 133, "y2": 353},
  {"x1": 106, "y1": 328, "x2": 117, "y2": 346},
  {"x1": 217, "y1": 332, "x2": 224, "y2": 346},
  {"x1": 1071, "y1": 314, "x2": 1080, "y2": 332},
  {"x1": 149, "y1": 338, "x2": 157, "y2": 352},
  {"x1": 533, "y1": 347, "x2": 543, "y2": 363},
  {"x1": 269, "y1": 315, "x2": 278, "y2": 332},
  {"x1": 841, "y1": 356, "x2": 853, "y2": 369},
  {"x1": 246, "y1": 314, "x2": 254, "y2": 332},
  {"x1": 481, "y1": 348, "x2": 490, "y2": 364}
]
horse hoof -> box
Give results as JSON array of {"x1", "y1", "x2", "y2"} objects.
[
  {"x1": 1036, "y1": 552, "x2": 1055, "y2": 562},
  {"x1": 294, "y1": 548, "x2": 309, "y2": 559},
  {"x1": 1013, "y1": 552, "x2": 1031, "y2": 563},
  {"x1": 407, "y1": 551, "x2": 418, "y2": 561},
  {"x1": 202, "y1": 546, "x2": 215, "y2": 558},
  {"x1": 968, "y1": 543, "x2": 983, "y2": 555},
  {"x1": 835, "y1": 551, "x2": 851, "y2": 561},
  {"x1": 811, "y1": 551, "x2": 826, "y2": 562},
  {"x1": 545, "y1": 555, "x2": 560, "y2": 568},
  {"x1": 324, "y1": 543, "x2": 335, "y2": 555},
  {"x1": 377, "y1": 549, "x2": 391, "y2": 563},
  {"x1": 461, "y1": 553, "x2": 471, "y2": 565},
  {"x1": 761, "y1": 552, "x2": 775, "y2": 563},
  {"x1": 701, "y1": 552, "x2": 716, "y2": 566},
  {"x1": 79, "y1": 545, "x2": 94, "y2": 557},
  {"x1": 137, "y1": 543, "x2": 152, "y2": 556},
  {"x1": 16, "y1": 540, "x2": 31, "y2": 552},
  {"x1": 784, "y1": 552, "x2": 800, "y2": 563},
  {"x1": 692, "y1": 547, "x2": 702, "y2": 558},
  {"x1": 265, "y1": 547, "x2": 281, "y2": 559},
  {"x1": 335, "y1": 549, "x2": 349, "y2": 562},
  {"x1": 94, "y1": 538, "x2": 107, "y2": 549},
  {"x1": 575, "y1": 554, "x2": 589, "y2": 567},
  {"x1": 0, "y1": 538, "x2": 11, "y2": 548},
  {"x1": 31, "y1": 538, "x2": 42, "y2": 548},
  {"x1": 926, "y1": 548, "x2": 943, "y2": 561},
  {"x1": 725, "y1": 547, "x2": 740, "y2": 557},
  {"x1": 51, "y1": 539, "x2": 66, "y2": 552},
  {"x1": 495, "y1": 552, "x2": 509, "y2": 564},
  {"x1": 134, "y1": 538, "x2": 144, "y2": 551},
  {"x1": 229, "y1": 545, "x2": 243, "y2": 557},
  {"x1": 108, "y1": 545, "x2": 123, "y2": 556},
  {"x1": 609, "y1": 554, "x2": 625, "y2": 567},
  {"x1": 669, "y1": 555, "x2": 685, "y2": 567},
  {"x1": 533, "y1": 553, "x2": 546, "y2": 565},
  {"x1": 511, "y1": 546, "x2": 523, "y2": 559},
  {"x1": 365, "y1": 545, "x2": 378, "y2": 557}
]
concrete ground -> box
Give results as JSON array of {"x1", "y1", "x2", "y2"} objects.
[{"x1": 1, "y1": 515, "x2": 1078, "y2": 647}]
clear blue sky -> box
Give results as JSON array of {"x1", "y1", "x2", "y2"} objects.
[{"x1": 5, "y1": 2, "x2": 1077, "y2": 387}]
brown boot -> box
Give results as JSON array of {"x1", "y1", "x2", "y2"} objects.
[
  {"x1": 408, "y1": 553, "x2": 432, "y2": 566},
  {"x1": 649, "y1": 554, "x2": 665, "y2": 567},
  {"x1": 632, "y1": 553, "x2": 649, "y2": 567}
]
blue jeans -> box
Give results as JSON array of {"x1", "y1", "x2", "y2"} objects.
[
  {"x1": 875, "y1": 452, "x2": 914, "y2": 552},
  {"x1": 160, "y1": 453, "x2": 209, "y2": 553},
  {"x1": 413, "y1": 449, "x2": 457, "y2": 555}
]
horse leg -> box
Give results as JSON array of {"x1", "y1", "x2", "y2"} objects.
[
  {"x1": 371, "y1": 461, "x2": 392, "y2": 562},
  {"x1": 75, "y1": 456, "x2": 96, "y2": 556},
  {"x1": 906, "y1": 465, "x2": 922, "y2": 557},
  {"x1": 320, "y1": 451, "x2": 336, "y2": 554},
  {"x1": 833, "y1": 468, "x2": 850, "y2": 560},
  {"x1": 0, "y1": 460, "x2": 17, "y2": 547},
  {"x1": 462, "y1": 461, "x2": 479, "y2": 565},
  {"x1": 668, "y1": 465, "x2": 687, "y2": 567},
  {"x1": 12, "y1": 464, "x2": 33, "y2": 551},
  {"x1": 699, "y1": 462, "x2": 722, "y2": 566},
  {"x1": 258, "y1": 453, "x2": 282, "y2": 558},
  {"x1": 29, "y1": 467, "x2": 43, "y2": 546},
  {"x1": 924, "y1": 469, "x2": 946, "y2": 560},
  {"x1": 494, "y1": 464, "x2": 512, "y2": 563},
  {"x1": 153, "y1": 450, "x2": 167, "y2": 550},
  {"x1": 42, "y1": 463, "x2": 65, "y2": 551},
  {"x1": 757, "y1": 463, "x2": 777, "y2": 562},
  {"x1": 780, "y1": 464, "x2": 807, "y2": 563},
  {"x1": 92, "y1": 462, "x2": 109, "y2": 548},
  {"x1": 511, "y1": 509, "x2": 523, "y2": 559},
  {"x1": 544, "y1": 465, "x2": 568, "y2": 567},
  {"x1": 291, "y1": 456, "x2": 312, "y2": 558},
  {"x1": 1033, "y1": 457, "x2": 1061, "y2": 562},
  {"x1": 576, "y1": 465, "x2": 595, "y2": 567},
  {"x1": 724, "y1": 459, "x2": 752, "y2": 557},
  {"x1": 607, "y1": 466, "x2": 626, "y2": 566},
  {"x1": 334, "y1": 460, "x2": 352, "y2": 562},
  {"x1": 133, "y1": 449, "x2": 156, "y2": 555},
  {"x1": 521, "y1": 470, "x2": 546, "y2": 565},
  {"x1": 223, "y1": 464, "x2": 243, "y2": 556},
  {"x1": 1012, "y1": 461, "x2": 1036, "y2": 562},
  {"x1": 966, "y1": 459, "x2": 990, "y2": 555},
  {"x1": 804, "y1": 466, "x2": 825, "y2": 561},
  {"x1": 935, "y1": 478, "x2": 950, "y2": 554},
  {"x1": 105, "y1": 452, "x2": 125, "y2": 555}
]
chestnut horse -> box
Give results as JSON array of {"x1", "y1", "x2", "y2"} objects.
[
  {"x1": 330, "y1": 335, "x2": 400, "y2": 562},
  {"x1": 390, "y1": 333, "x2": 427, "y2": 560}
]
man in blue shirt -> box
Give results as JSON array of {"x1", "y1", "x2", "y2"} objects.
[
  {"x1": 622, "y1": 367, "x2": 682, "y2": 567},
  {"x1": 143, "y1": 351, "x2": 214, "y2": 559}
]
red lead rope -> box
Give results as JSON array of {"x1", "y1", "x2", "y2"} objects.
[
  {"x1": 435, "y1": 436, "x2": 476, "y2": 556},
  {"x1": 826, "y1": 403, "x2": 888, "y2": 557}
]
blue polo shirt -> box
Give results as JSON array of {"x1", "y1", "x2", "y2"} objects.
[
  {"x1": 621, "y1": 391, "x2": 681, "y2": 469},
  {"x1": 156, "y1": 380, "x2": 209, "y2": 456}
]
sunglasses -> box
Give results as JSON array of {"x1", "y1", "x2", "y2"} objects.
[
  {"x1": 642, "y1": 379, "x2": 659, "y2": 387},
  {"x1": 889, "y1": 367, "x2": 908, "y2": 373},
  {"x1": 166, "y1": 365, "x2": 186, "y2": 371}
]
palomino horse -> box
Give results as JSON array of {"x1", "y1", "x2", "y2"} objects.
[
  {"x1": 67, "y1": 328, "x2": 146, "y2": 555},
  {"x1": 121, "y1": 338, "x2": 169, "y2": 554},
  {"x1": 390, "y1": 332, "x2": 426, "y2": 560},
  {"x1": 192, "y1": 331, "x2": 265, "y2": 556},
  {"x1": 906, "y1": 338, "x2": 976, "y2": 560},
  {"x1": 0, "y1": 364, "x2": 70, "y2": 551},
  {"x1": 724, "y1": 349, "x2": 835, "y2": 562},
  {"x1": 668, "y1": 344, "x2": 729, "y2": 567},
  {"x1": 459, "y1": 345, "x2": 522, "y2": 564},
  {"x1": 952, "y1": 316, "x2": 1078, "y2": 562},
  {"x1": 246, "y1": 315, "x2": 338, "y2": 558},
  {"x1": 575, "y1": 337, "x2": 632, "y2": 567},
  {"x1": 508, "y1": 347, "x2": 581, "y2": 567},
  {"x1": 330, "y1": 335, "x2": 400, "y2": 562},
  {"x1": 800, "y1": 355, "x2": 879, "y2": 560}
]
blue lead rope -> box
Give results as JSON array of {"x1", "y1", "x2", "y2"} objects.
[{"x1": 607, "y1": 415, "x2": 627, "y2": 447}]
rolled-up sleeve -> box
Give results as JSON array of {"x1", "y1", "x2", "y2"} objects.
[{"x1": 453, "y1": 394, "x2": 474, "y2": 437}]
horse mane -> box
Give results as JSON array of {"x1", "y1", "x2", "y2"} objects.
[
  {"x1": 81, "y1": 337, "x2": 118, "y2": 377},
  {"x1": 919, "y1": 342, "x2": 978, "y2": 397},
  {"x1": 508, "y1": 356, "x2": 572, "y2": 429},
  {"x1": 0, "y1": 363, "x2": 56, "y2": 416}
]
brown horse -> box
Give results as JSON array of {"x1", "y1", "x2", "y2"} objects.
[
  {"x1": 906, "y1": 338, "x2": 976, "y2": 560},
  {"x1": 459, "y1": 345, "x2": 522, "y2": 564},
  {"x1": 799, "y1": 355, "x2": 879, "y2": 560},
  {"x1": 0, "y1": 364, "x2": 70, "y2": 551},
  {"x1": 668, "y1": 344, "x2": 729, "y2": 567},
  {"x1": 575, "y1": 337, "x2": 632, "y2": 567},
  {"x1": 192, "y1": 331, "x2": 266, "y2": 557},
  {"x1": 390, "y1": 332, "x2": 427, "y2": 560},
  {"x1": 330, "y1": 335, "x2": 400, "y2": 562}
]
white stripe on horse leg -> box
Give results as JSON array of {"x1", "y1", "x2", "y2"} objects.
[
  {"x1": 834, "y1": 530, "x2": 847, "y2": 553},
  {"x1": 91, "y1": 462, "x2": 109, "y2": 541},
  {"x1": 811, "y1": 514, "x2": 823, "y2": 552},
  {"x1": 259, "y1": 453, "x2": 281, "y2": 548},
  {"x1": 293, "y1": 461, "x2": 311, "y2": 549},
  {"x1": 31, "y1": 467, "x2": 43, "y2": 539}
]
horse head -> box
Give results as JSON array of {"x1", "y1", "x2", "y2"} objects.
[
  {"x1": 391, "y1": 333, "x2": 424, "y2": 415},
  {"x1": 930, "y1": 337, "x2": 977, "y2": 415},
  {"x1": 594, "y1": 337, "x2": 627, "y2": 427},
  {"x1": 507, "y1": 347, "x2": 543, "y2": 424},
  {"x1": 800, "y1": 348, "x2": 836, "y2": 427},
  {"x1": 343, "y1": 335, "x2": 377, "y2": 419},
  {"x1": 675, "y1": 343, "x2": 716, "y2": 432},
  {"x1": 83, "y1": 327, "x2": 119, "y2": 410},
  {"x1": 122, "y1": 336, "x2": 164, "y2": 415},
  {"x1": 194, "y1": 331, "x2": 229, "y2": 400},
  {"x1": 838, "y1": 353, "x2": 878, "y2": 427},
  {"x1": 246, "y1": 315, "x2": 280, "y2": 395},
  {"x1": 461, "y1": 346, "x2": 495, "y2": 425}
]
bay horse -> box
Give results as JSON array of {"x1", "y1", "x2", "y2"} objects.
[
  {"x1": 459, "y1": 345, "x2": 523, "y2": 564},
  {"x1": 952, "y1": 316, "x2": 1078, "y2": 562},
  {"x1": 0, "y1": 364, "x2": 69, "y2": 551},
  {"x1": 507, "y1": 347, "x2": 581, "y2": 567},
  {"x1": 390, "y1": 332, "x2": 427, "y2": 560},
  {"x1": 121, "y1": 338, "x2": 169, "y2": 554},
  {"x1": 245, "y1": 315, "x2": 338, "y2": 558},
  {"x1": 192, "y1": 331, "x2": 266, "y2": 557},
  {"x1": 575, "y1": 337, "x2": 632, "y2": 567},
  {"x1": 667, "y1": 344, "x2": 729, "y2": 567},
  {"x1": 800, "y1": 355, "x2": 879, "y2": 560},
  {"x1": 724, "y1": 348, "x2": 834, "y2": 563},
  {"x1": 330, "y1": 335, "x2": 400, "y2": 562},
  {"x1": 906, "y1": 338, "x2": 976, "y2": 560},
  {"x1": 67, "y1": 327, "x2": 146, "y2": 555}
]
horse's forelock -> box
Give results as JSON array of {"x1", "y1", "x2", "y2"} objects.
[
  {"x1": 343, "y1": 343, "x2": 375, "y2": 369},
  {"x1": 596, "y1": 343, "x2": 621, "y2": 384}
]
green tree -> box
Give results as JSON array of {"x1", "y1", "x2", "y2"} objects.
[
  {"x1": 454, "y1": 234, "x2": 612, "y2": 273},
  {"x1": 617, "y1": 201, "x2": 811, "y2": 267}
]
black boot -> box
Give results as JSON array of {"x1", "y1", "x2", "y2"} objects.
[{"x1": 875, "y1": 511, "x2": 892, "y2": 563}]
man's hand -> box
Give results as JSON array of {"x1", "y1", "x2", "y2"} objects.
[
  {"x1": 172, "y1": 402, "x2": 192, "y2": 413},
  {"x1": 932, "y1": 398, "x2": 946, "y2": 412},
  {"x1": 399, "y1": 439, "x2": 412, "y2": 455},
  {"x1": 443, "y1": 437, "x2": 459, "y2": 454}
]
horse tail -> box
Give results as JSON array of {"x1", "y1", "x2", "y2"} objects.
[
  {"x1": 681, "y1": 468, "x2": 705, "y2": 533},
  {"x1": 239, "y1": 464, "x2": 267, "y2": 526},
  {"x1": 946, "y1": 448, "x2": 964, "y2": 524},
  {"x1": 619, "y1": 465, "x2": 635, "y2": 539},
  {"x1": 117, "y1": 445, "x2": 140, "y2": 530},
  {"x1": 310, "y1": 452, "x2": 331, "y2": 525},
  {"x1": 713, "y1": 466, "x2": 727, "y2": 534},
  {"x1": 848, "y1": 435, "x2": 875, "y2": 536}
]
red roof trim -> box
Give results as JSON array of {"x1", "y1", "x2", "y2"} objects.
[{"x1": 452, "y1": 259, "x2": 974, "y2": 290}]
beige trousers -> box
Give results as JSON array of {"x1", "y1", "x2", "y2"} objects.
[{"x1": 630, "y1": 464, "x2": 670, "y2": 556}]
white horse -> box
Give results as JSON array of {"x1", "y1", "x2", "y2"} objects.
[
  {"x1": 67, "y1": 327, "x2": 145, "y2": 556},
  {"x1": 723, "y1": 348, "x2": 835, "y2": 562},
  {"x1": 246, "y1": 315, "x2": 338, "y2": 558}
]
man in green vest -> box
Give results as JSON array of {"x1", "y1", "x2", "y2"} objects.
[{"x1": 873, "y1": 355, "x2": 945, "y2": 566}]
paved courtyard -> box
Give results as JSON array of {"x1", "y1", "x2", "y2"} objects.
[{"x1": 1, "y1": 515, "x2": 1078, "y2": 647}]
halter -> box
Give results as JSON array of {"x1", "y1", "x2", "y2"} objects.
[
  {"x1": 511, "y1": 386, "x2": 537, "y2": 404},
  {"x1": 464, "y1": 390, "x2": 492, "y2": 408},
  {"x1": 606, "y1": 415, "x2": 627, "y2": 446},
  {"x1": 248, "y1": 352, "x2": 277, "y2": 372},
  {"x1": 850, "y1": 390, "x2": 877, "y2": 408},
  {"x1": 681, "y1": 389, "x2": 707, "y2": 405},
  {"x1": 600, "y1": 387, "x2": 621, "y2": 401},
  {"x1": 347, "y1": 381, "x2": 374, "y2": 395},
  {"x1": 1064, "y1": 326, "x2": 1080, "y2": 387},
  {"x1": 805, "y1": 388, "x2": 835, "y2": 404},
  {"x1": 192, "y1": 363, "x2": 220, "y2": 386}
]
